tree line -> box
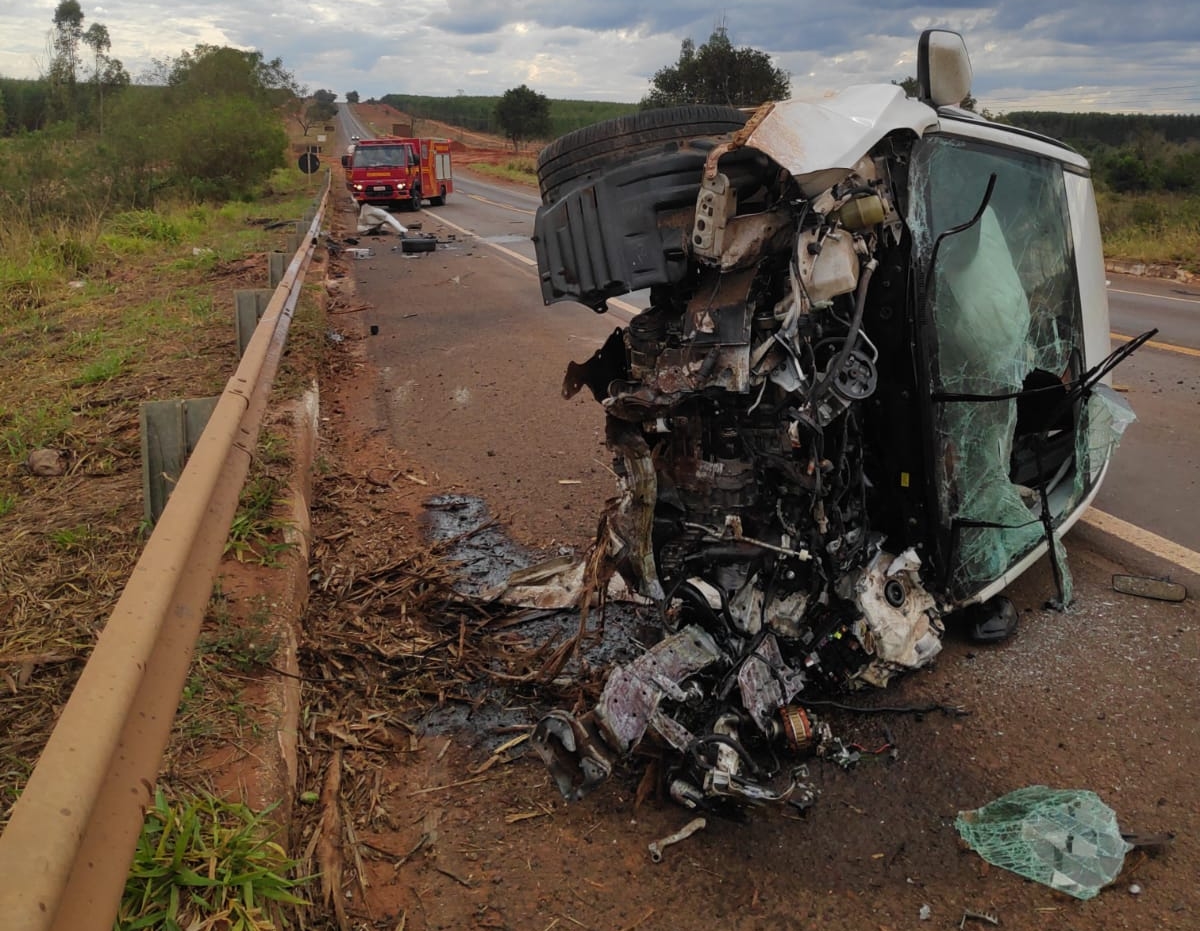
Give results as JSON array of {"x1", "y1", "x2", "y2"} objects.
[
  {"x1": 0, "y1": 1, "x2": 322, "y2": 227},
  {"x1": 375, "y1": 92, "x2": 636, "y2": 141},
  {"x1": 380, "y1": 26, "x2": 785, "y2": 150},
  {"x1": 379, "y1": 25, "x2": 1197, "y2": 195},
  {"x1": 1001, "y1": 112, "x2": 1200, "y2": 193}
]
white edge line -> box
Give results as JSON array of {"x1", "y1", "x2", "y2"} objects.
[
  {"x1": 1081, "y1": 508, "x2": 1200, "y2": 577},
  {"x1": 431, "y1": 210, "x2": 536, "y2": 267},
  {"x1": 421, "y1": 212, "x2": 641, "y2": 324},
  {"x1": 1109, "y1": 287, "x2": 1200, "y2": 305}
]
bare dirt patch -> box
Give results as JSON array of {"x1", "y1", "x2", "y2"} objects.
[{"x1": 352, "y1": 102, "x2": 518, "y2": 153}]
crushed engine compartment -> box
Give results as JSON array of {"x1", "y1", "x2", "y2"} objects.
[{"x1": 527, "y1": 90, "x2": 1138, "y2": 811}]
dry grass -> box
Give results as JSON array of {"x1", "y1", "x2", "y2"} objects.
[
  {"x1": 463, "y1": 155, "x2": 538, "y2": 187},
  {"x1": 0, "y1": 175, "x2": 326, "y2": 823},
  {"x1": 287, "y1": 457, "x2": 608, "y2": 927},
  {"x1": 1097, "y1": 190, "x2": 1200, "y2": 271}
]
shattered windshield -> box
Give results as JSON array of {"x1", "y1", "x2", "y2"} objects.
[
  {"x1": 355, "y1": 144, "x2": 412, "y2": 168},
  {"x1": 908, "y1": 135, "x2": 1084, "y2": 597}
]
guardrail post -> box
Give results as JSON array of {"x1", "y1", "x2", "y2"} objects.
[
  {"x1": 269, "y1": 251, "x2": 287, "y2": 288},
  {"x1": 139, "y1": 397, "x2": 220, "y2": 524},
  {"x1": 287, "y1": 222, "x2": 305, "y2": 254},
  {"x1": 235, "y1": 289, "x2": 275, "y2": 357}
]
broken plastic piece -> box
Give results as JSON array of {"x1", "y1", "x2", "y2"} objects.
[{"x1": 956, "y1": 786, "x2": 1133, "y2": 900}]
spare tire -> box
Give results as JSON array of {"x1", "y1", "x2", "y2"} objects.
[{"x1": 536, "y1": 105, "x2": 749, "y2": 204}]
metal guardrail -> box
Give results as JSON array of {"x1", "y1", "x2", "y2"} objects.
[{"x1": 0, "y1": 175, "x2": 330, "y2": 931}]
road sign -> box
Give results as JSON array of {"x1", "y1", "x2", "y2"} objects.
[{"x1": 298, "y1": 152, "x2": 320, "y2": 174}]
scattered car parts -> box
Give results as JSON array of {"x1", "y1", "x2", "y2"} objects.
[
  {"x1": 529, "y1": 30, "x2": 1147, "y2": 810},
  {"x1": 1112, "y1": 573, "x2": 1187, "y2": 602}
]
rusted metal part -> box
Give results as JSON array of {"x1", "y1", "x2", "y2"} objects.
[
  {"x1": 702, "y1": 102, "x2": 774, "y2": 180},
  {"x1": 0, "y1": 178, "x2": 331, "y2": 931},
  {"x1": 605, "y1": 418, "x2": 663, "y2": 602},
  {"x1": 706, "y1": 209, "x2": 793, "y2": 272}
]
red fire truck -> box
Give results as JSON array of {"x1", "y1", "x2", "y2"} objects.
[{"x1": 341, "y1": 137, "x2": 454, "y2": 211}]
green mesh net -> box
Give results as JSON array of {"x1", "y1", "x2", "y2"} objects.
[{"x1": 956, "y1": 786, "x2": 1133, "y2": 900}]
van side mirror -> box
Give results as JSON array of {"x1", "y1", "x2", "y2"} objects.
[
  {"x1": 341, "y1": 155, "x2": 350, "y2": 169},
  {"x1": 917, "y1": 29, "x2": 973, "y2": 108}
]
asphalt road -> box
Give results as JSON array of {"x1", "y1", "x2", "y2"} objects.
[
  {"x1": 1095, "y1": 275, "x2": 1200, "y2": 553},
  {"x1": 1108, "y1": 273, "x2": 1200, "y2": 350}
]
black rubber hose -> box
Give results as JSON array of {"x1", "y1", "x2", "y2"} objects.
[{"x1": 812, "y1": 258, "x2": 877, "y2": 404}]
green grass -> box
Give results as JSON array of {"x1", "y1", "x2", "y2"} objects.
[
  {"x1": 107, "y1": 209, "x2": 190, "y2": 244},
  {"x1": 200, "y1": 590, "x2": 281, "y2": 673},
  {"x1": 48, "y1": 524, "x2": 97, "y2": 553},
  {"x1": 1097, "y1": 190, "x2": 1200, "y2": 270},
  {"x1": 256, "y1": 430, "x2": 293, "y2": 470},
  {"x1": 0, "y1": 161, "x2": 325, "y2": 465},
  {"x1": 225, "y1": 474, "x2": 295, "y2": 567},
  {"x1": 116, "y1": 789, "x2": 308, "y2": 931},
  {"x1": 0, "y1": 250, "x2": 69, "y2": 316},
  {"x1": 0, "y1": 399, "x2": 75, "y2": 461},
  {"x1": 468, "y1": 157, "x2": 538, "y2": 186},
  {"x1": 174, "y1": 589, "x2": 281, "y2": 742},
  {"x1": 76, "y1": 348, "x2": 132, "y2": 386},
  {"x1": 64, "y1": 327, "x2": 109, "y2": 356}
]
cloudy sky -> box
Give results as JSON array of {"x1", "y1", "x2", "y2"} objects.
[{"x1": 2, "y1": 1, "x2": 1198, "y2": 113}]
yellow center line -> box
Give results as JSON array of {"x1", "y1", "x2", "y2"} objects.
[{"x1": 1110, "y1": 332, "x2": 1200, "y2": 359}]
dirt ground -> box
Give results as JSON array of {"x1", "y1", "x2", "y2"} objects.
[
  {"x1": 290, "y1": 189, "x2": 1199, "y2": 931},
  {"x1": 350, "y1": 102, "x2": 531, "y2": 159}
]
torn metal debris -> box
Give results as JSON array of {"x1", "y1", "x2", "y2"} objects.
[{"x1": 528, "y1": 30, "x2": 1147, "y2": 810}]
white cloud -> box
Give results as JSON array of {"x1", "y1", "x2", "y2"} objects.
[{"x1": 0, "y1": 1, "x2": 1197, "y2": 112}]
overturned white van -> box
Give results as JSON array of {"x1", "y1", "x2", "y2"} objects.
[{"x1": 529, "y1": 30, "x2": 1144, "y2": 808}]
